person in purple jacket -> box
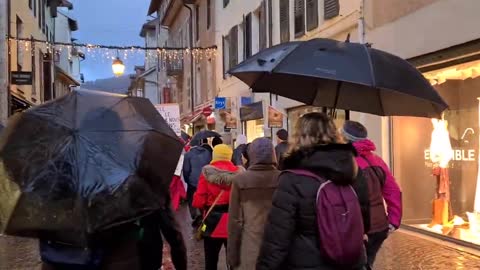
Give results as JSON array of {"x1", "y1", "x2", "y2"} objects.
[{"x1": 342, "y1": 121, "x2": 403, "y2": 270}]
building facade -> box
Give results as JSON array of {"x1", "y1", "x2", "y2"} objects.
[{"x1": 8, "y1": 0, "x2": 81, "y2": 114}]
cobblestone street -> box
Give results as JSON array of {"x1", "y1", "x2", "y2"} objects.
[{"x1": 2, "y1": 207, "x2": 480, "y2": 270}]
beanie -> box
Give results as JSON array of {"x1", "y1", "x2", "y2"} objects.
[
  {"x1": 211, "y1": 144, "x2": 233, "y2": 163},
  {"x1": 341, "y1": 121, "x2": 368, "y2": 142}
]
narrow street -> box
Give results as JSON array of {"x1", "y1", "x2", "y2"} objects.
[{"x1": 2, "y1": 206, "x2": 480, "y2": 270}]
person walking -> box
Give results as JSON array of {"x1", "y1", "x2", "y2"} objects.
[
  {"x1": 183, "y1": 138, "x2": 213, "y2": 226},
  {"x1": 138, "y1": 206, "x2": 187, "y2": 270},
  {"x1": 341, "y1": 121, "x2": 402, "y2": 269},
  {"x1": 227, "y1": 138, "x2": 280, "y2": 270},
  {"x1": 275, "y1": 129, "x2": 289, "y2": 165},
  {"x1": 232, "y1": 134, "x2": 248, "y2": 166},
  {"x1": 193, "y1": 144, "x2": 244, "y2": 270},
  {"x1": 256, "y1": 112, "x2": 367, "y2": 270}
]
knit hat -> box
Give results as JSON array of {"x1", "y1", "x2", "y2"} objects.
[
  {"x1": 211, "y1": 144, "x2": 233, "y2": 163},
  {"x1": 342, "y1": 121, "x2": 368, "y2": 142},
  {"x1": 276, "y1": 129, "x2": 288, "y2": 141}
]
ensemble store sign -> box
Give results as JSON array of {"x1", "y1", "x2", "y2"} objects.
[
  {"x1": 424, "y1": 149, "x2": 476, "y2": 162},
  {"x1": 155, "y1": 103, "x2": 181, "y2": 137},
  {"x1": 215, "y1": 97, "x2": 226, "y2": 109},
  {"x1": 11, "y1": 71, "x2": 33, "y2": 85}
]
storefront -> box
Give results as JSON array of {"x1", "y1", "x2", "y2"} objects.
[
  {"x1": 393, "y1": 45, "x2": 480, "y2": 246},
  {"x1": 240, "y1": 101, "x2": 265, "y2": 142}
]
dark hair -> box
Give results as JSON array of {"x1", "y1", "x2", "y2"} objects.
[
  {"x1": 212, "y1": 136, "x2": 223, "y2": 147},
  {"x1": 276, "y1": 129, "x2": 288, "y2": 141},
  {"x1": 201, "y1": 138, "x2": 209, "y2": 144}
]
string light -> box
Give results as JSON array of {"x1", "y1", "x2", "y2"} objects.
[{"x1": 8, "y1": 36, "x2": 218, "y2": 69}]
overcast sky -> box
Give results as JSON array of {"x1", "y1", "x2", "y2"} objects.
[{"x1": 69, "y1": 0, "x2": 151, "y2": 81}]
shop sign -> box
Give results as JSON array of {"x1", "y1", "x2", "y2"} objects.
[
  {"x1": 268, "y1": 106, "x2": 283, "y2": 128},
  {"x1": 155, "y1": 103, "x2": 181, "y2": 137},
  {"x1": 424, "y1": 149, "x2": 476, "y2": 162},
  {"x1": 214, "y1": 97, "x2": 226, "y2": 109},
  {"x1": 240, "y1": 101, "x2": 263, "y2": 121},
  {"x1": 11, "y1": 71, "x2": 33, "y2": 85}
]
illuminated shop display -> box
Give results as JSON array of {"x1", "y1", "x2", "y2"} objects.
[{"x1": 393, "y1": 59, "x2": 480, "y2": 245}]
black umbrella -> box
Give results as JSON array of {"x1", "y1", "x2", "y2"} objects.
[
  {"x1": 229, "y1": 38, "x2": 448, "y2": 118},
  {"x1": 0, "y1": 89, "x2": 183, "y2": 245},
  {"x1": 191, "y1": 130, "x2": 221, "y2": 145}
]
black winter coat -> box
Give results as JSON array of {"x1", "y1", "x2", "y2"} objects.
[{"x1": 256, "y1": 144, "x2": 368, "y2": 270}]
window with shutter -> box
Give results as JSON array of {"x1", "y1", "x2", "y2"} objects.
[
  {"x1": 223, "y1": 35, "x2": 229, "y2": 78},
  {"x1": 259, "y1": 1, "x2": 267, "y2": 50},
  {"x1": 294, "y1": 0, "x2": 305, "y2": 37},
  {"x1": 306, "y1": 0, "x2": 318, "y2": 31},
  {"x1": 324, "y1": 0, "x2": 340, "y2": 20},
  {"x1": 229, "y1": 26, "x2": 238, "y2": 69},
  {"x1": 207, "y1": 0, "x2": 212, "y2": 29},
  {"x1": 245, "y1": 14, "x2": 252, "y2": 58},
  {"x1": 279, "y1": 0, "x2": 290, "y2": 43},
  {"x1": 268, "y1": 0, "x2": 273, "y2": 47},
  {"x1": 195, "y1": 5, "x2": 200, "y2": 41}
]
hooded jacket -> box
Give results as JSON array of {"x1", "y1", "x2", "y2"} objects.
[
  {"x1": 256, "y1": 144, "x2": 366, "y2": 270},
  {"x1": 227, "y1": 138, "x2": 280, "y2": 270},
  {"x1": 353, "y1": 139, "x2": 402, "y2": 229},
  {"x1": 182, "y1": 144, "x2": 212, "y2": 187},
  {"x1": 192, "y1": 160, "x2": 244, "y2": 238}
]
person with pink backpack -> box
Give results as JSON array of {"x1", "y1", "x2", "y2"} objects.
[
  {"x1": 256, "y1": 113, "x2": 369, "y2": 270},
  {"x1": 342, "y1": 121, "x2": 403, "y2": 269}
]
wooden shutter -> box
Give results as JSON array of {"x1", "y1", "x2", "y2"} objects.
[
  {"x1": 259, "y1": 1, "x2": 267, "y2": 50},
  {"x1": 279, "y1": 0, "x2": 290, "y2": 43},
  {"x1": 268, "y1": 0, "x2": 273, "y2": 47},
  {"x1": 294, "y1": 0, "x2": 305, "y2": 37},
  {"x1": 324, "y1": 0, "x2": 340, "y2": 20},
  {"x1": 229, "y1": 26, "x2": 238, "y2": 69},
  {"x1": 245, "y1": 14, "x2": 252, "y2": 58},
  {"x1": 306, "y1": 0, "x2": 318, "y2": 31}
]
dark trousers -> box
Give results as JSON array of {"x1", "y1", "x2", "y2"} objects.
[
  {"x1": 187, "y1": 184, "x2": 200, "y2": 221},
  {"x1": 366, "y1": 229, "x2": 389, "y2": 269},
  {"x1": 204, "y1": 237, "x2": 227, "y2": 270}
]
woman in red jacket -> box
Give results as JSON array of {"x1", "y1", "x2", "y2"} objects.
[{"x1": 193, "y1": 144, "x2": 244, "y2": 270}]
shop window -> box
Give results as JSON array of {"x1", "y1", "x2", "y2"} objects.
[
  {"x1": 246, "y1": 119, "x2": 265, "y2": 142},
  {"x1": 393, "y1": 59, "x2": 480, "y2": 245},
  {"x1": 279, "y1": 0, "x2": 290, "y2": 43}
]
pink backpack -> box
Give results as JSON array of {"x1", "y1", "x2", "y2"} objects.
[{"x1": 286, "y1": 170, "x2": 365, "y2": 266}]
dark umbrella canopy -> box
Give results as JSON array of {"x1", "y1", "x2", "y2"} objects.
[
  {"x1": 191, "y1": 130, "x2": 221, "y2": 145},
  {"x1": 0, "y1": 89, "x2": 183, "y2": 245},
  {"x1": 229, "y1": 38, "x2": 448, "y2": 118}
]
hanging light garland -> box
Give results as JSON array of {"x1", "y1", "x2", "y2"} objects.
[{"x1": 8, "y1": 36, "x2": 218, "y2": 65}]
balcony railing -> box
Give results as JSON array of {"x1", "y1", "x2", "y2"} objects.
[{"x1": 166, "y1": 60, "x2": 183, "y2": 76}]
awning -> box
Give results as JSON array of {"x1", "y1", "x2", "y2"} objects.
[
  {"x1": 56, "y1": 66, "x2": 80, "y2": 86},
  {"x1": 11, "y1": 93, "x2": 33, "y2": 114}
]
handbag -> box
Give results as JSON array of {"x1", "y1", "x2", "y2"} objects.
[{"x1": 195, "y1": 190, "x2": 225, "y2": 241}]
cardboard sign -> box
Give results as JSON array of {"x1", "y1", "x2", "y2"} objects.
[{"x1": 155, "y1": 103, "x2": 181, "y2": 137}]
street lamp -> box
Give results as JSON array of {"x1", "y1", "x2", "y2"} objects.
[{"x1": 112, "y1": 50, "x2": 125, "y2": 77}]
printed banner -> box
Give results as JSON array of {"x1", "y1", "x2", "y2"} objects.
[
  {"x1": 155, "y1": 103, "x2": 181, "y2": 136},
  {"x1": 268, "y1": 106, "x2": 283, "y2": 128}
]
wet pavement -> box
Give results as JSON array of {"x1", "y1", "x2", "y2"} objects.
[{"x1": 2, "y1": 206, "x2": 480, "y2": 270}]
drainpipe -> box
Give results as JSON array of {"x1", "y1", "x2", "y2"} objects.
[{"x1": 183, "y1": 3, "x2": 195, "y2": 114}]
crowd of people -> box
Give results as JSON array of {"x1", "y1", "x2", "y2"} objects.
[{"x1": 38, "y1": 112, "x2": 402, "y2": 270}]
